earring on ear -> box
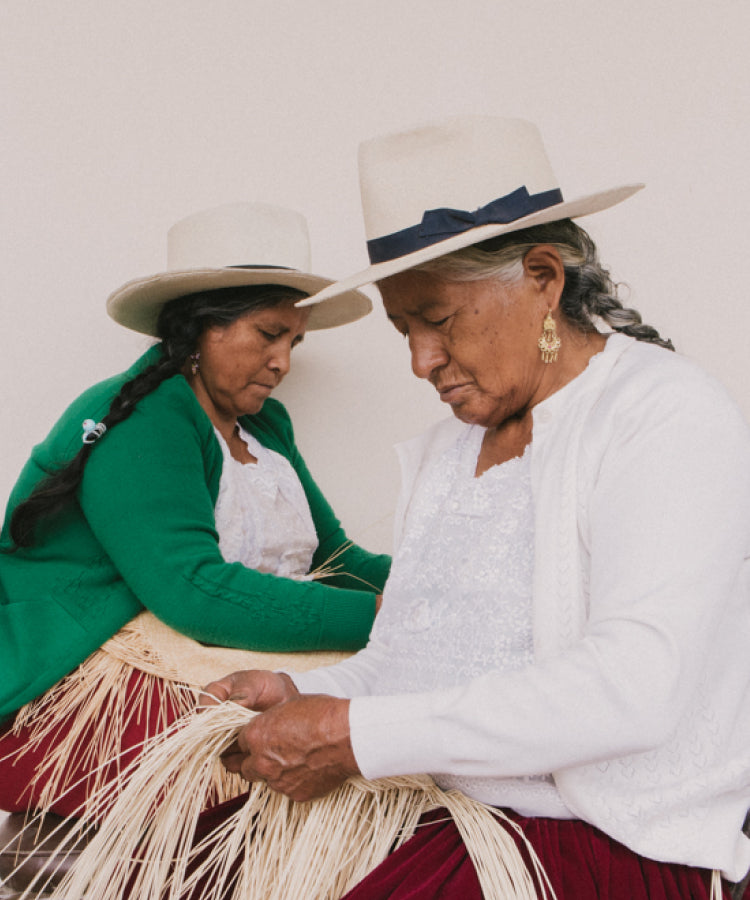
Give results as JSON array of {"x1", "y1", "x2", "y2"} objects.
[
  {"x1": 190, "y1": 352, "x2": 200, "y2": 375},
  {"x1": 538, "y1": 310, "x2": 561, "y2": 363}
]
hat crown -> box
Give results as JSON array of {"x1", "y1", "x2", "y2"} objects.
[
  {"x1": 167, "y1": 202, "x2": 312, "y2": 272},
  {"x1": 358, "y1": 116, "x2": 560, "y2": 241},
  {"x1": 107, "y1": 201, "x2": 373, "y2": 335}
]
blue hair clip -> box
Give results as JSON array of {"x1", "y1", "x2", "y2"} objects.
[{"x1": 82, "y1": 418, "x2": 107, "y2": 445}]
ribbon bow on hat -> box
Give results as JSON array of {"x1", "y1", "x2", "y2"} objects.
[
  {"x1": 298, "y1": 117, "x2": 644, "y2": 305},
  {"x1": 367, "y1": 186, "x2": 565, "y2": 265},
  {"x1": 418, "y1": 187, "x2": 564, "y2": 240}
]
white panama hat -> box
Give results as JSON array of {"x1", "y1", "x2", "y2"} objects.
[
  {"x1": 107, "y1": 202, "x2": 372, "y2": 335},
  {"x1": 301, "y1": 116, "x2": 643, "y2": 306}
]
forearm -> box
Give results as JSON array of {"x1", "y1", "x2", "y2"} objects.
[
  {"x1": 80, "y1": 397, "x2": 377, "y2": 651},
  {"x1": 290, "y1": 635, "x2": 388, "y2": 697},
  {"x1": 348, "y1": 627, "x2": 689, "y2": 780},
  {"x1": 137, "y1": 563, "x2": 376, "y2": 651}
]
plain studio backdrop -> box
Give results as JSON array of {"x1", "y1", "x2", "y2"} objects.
[{"x1": 1, "y1": 0, "x2": 749, "y2": 555}]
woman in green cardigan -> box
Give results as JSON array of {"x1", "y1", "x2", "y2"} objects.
[{"x1": 0, "y1": 203, "x2": 390, "y2": 818}]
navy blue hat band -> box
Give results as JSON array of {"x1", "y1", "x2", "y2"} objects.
[{"x1": 366, "y1": 186, "x2": 564, "y2": 265}]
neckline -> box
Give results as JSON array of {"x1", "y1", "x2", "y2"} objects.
[
  {"x1": 464, "y1": 425, "x2": 531, "y2": 481},
  {"x1": 214, "y1": 424, "x2": 262, "y2": 467}
]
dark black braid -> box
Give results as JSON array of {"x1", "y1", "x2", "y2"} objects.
[
  {"x1": 8, "y1": 284, "x2": 307, "y2": 548},
  {"x1": 8, "y1": 356, "x2": 181, "y2": 548}
]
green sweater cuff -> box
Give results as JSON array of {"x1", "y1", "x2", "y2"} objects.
[{"x1": 319, "y1": 587, "x2": 377, "y2": 650}]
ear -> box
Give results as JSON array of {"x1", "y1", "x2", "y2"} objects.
[{"x1": 522, "y1": 245, "x2": 565, "y2": 311}]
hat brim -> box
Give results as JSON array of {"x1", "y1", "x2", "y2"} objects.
[
  {"x1": 299, "y1": 184, "x2": 644, "y2": 306},
  {"x1": 107, "y1": 267, "x2": 372, "y2": 336}
]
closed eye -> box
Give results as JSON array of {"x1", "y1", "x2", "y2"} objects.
[
  {"x1": 386, "y1": 315, "x2": 408, "y2": 338},
  {"x1": 260, "y1": 330, "x2": 305, "y2": 350}
]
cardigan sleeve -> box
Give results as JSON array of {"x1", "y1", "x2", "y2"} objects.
[
  {"x1": 344, "y1": 364, "x2": 750, "y2": 780},
  {"x1": 78, "y1": 384, "x2": 381, "y2": 652}
]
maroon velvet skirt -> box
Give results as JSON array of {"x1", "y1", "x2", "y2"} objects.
[
  {"x1": 3, "y1": 683, "x2": 746, "y2": 900},
  {"x1": 339, "y1": 806, "x2": 743, "y2": 900},
  {"x1": 0, "y1": 669, "x2": 183, "y2": 818},
  {"x1": 193, "y1": 798, "x2": 746, "y2": 900}
]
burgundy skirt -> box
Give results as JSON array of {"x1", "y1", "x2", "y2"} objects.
[
  {"x1": 340, "y1": 807, "x2": 742, "y2": 900},
  {"x1": 0, "y1": 669, "x2": 183, "y2": 818},
  {"x1": 192, "y1": 797, "x2": 747, "y2": 900}
]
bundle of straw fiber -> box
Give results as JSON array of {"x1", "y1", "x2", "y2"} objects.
[
  {"x1": 11, "y1": 701, "x2": 555, "y2": 900},
  {"x1": 8, "y1": 611, "x2": 350, "y2": 819}
]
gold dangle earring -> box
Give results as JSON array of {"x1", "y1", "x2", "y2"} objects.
[
  {"x1": 538, "y1": 309, "x2": 561, "y2": 363},
  {"x1": 190, "y1": 352, "x2": 200, "y2": 375}
]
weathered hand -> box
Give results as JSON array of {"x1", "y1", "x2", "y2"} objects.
[
  {"x1": 199, "y1": 669, "x2": 298, "y2": 711},
  {"x1": 222, "y1": 693, "x2": 360, "y2": 802}
]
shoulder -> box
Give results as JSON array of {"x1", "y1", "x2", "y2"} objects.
[
  {"x1": 577, "y1": 337, "x2": 750, "y2": 477},
  {"x1": 596, "y1": 337, "x2": 748, "y2": 438},
  {"x1": 74, "y1": 363, "x2": 216, "y2": 461},
  {"x1": 391, "y1": 416, "x2": 468, "y2": 549},
  {"x1": 395, "y1": 416, "x2": 467, "y2": 485},
  {"x1": 35, "y1": 347, "x2": 167, "y2": 460},
  {"x1": 101, "y1": 375, "x2": 224, "y2": 476},
  {"x1": 401, "y1": 416, "x2": 466, "y2": 456},
  {"x1": 606, "y1": 337, "x2": 723, "y2": 393},
  {"x1": 250, "y1": 396, "x2": 294, "y2": 432},
  {"x1": 239, "y1": 398, "x2": 296, "y2": 457}
]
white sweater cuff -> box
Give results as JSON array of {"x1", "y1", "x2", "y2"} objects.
[{"x1": 349, "y1": 693, "x2": 442, "y2": 779}]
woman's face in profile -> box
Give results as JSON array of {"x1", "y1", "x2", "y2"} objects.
[
  {"x1": 379, "y1": 267, "x2": 550, "y2": 429},
  {"x1": 190, "y1": 299, "x2": 309, "y2": 424}
]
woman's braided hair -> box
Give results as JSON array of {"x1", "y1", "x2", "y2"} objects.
[
  {"x1": 8, "y1": 284, "x2": 307, "y2": 548},
  {"x1": 413, "y1": 218, "x2": 674, "y2": 350}
]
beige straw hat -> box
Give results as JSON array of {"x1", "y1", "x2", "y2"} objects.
[
  {"x1": 302, "y1": 116, "x2": 644, "y2": 305},
  {"x1": 107, "y1": 202, "x2": 372, "y2": 335}
]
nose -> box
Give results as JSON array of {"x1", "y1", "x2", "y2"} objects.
[
  {"x1": 268, "y1": 341, "x2": 292, "y2": 378},
  {"x1": 409, "y1": 330, "x2": 448, "y2": 380}
]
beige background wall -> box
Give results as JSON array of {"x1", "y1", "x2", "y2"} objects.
[{"x1": 2, "y1": 0, "x2": 748, "y2": 554}]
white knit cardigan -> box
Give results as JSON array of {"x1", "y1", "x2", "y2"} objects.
[{"x1": 295, "y1": 335, "x2": 750, "y2": 880}]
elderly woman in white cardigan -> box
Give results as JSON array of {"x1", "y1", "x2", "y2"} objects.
[{"x1": 206, "y1": 118, "x2": 750, "y2": 899}]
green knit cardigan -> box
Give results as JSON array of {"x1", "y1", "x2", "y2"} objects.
[{"x1": 0, "y1": 347, "x2": 390, "y2": 721}]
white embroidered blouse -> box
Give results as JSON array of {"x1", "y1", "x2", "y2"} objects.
[
  {"x1": 294, "y1": 335, "x2": 750, "y2": 880},
  {"x1": 369, "y1": 423, "x2": 571, "y2": 816},
  {"x1": 212, "y1": 425, "x2": 317, "y2": 578}
]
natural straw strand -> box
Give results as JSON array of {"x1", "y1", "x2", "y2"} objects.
[{"x1": 24, "y1": 701, "x2": 555, "y2": 900}]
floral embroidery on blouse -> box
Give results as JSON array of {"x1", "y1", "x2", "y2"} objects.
[{"x1": 212, "y1": 425, "x2": 318, "y2": 579}]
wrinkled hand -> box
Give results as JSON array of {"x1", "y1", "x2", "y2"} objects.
[
  {"x1": 222, "y1": 693, "x2": 359, "y2": 802},
  {"x1": 199, "y1": 669, "x2": 299, "y2": 711}
]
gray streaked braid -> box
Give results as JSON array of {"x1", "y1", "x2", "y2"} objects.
[{"x1": 413, "y1": 219, "x2": 674, "y2": 351}]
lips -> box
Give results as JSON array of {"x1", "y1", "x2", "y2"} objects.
[{"x1": 437, "y1": 383, "x2": 471, "y2": 404}]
